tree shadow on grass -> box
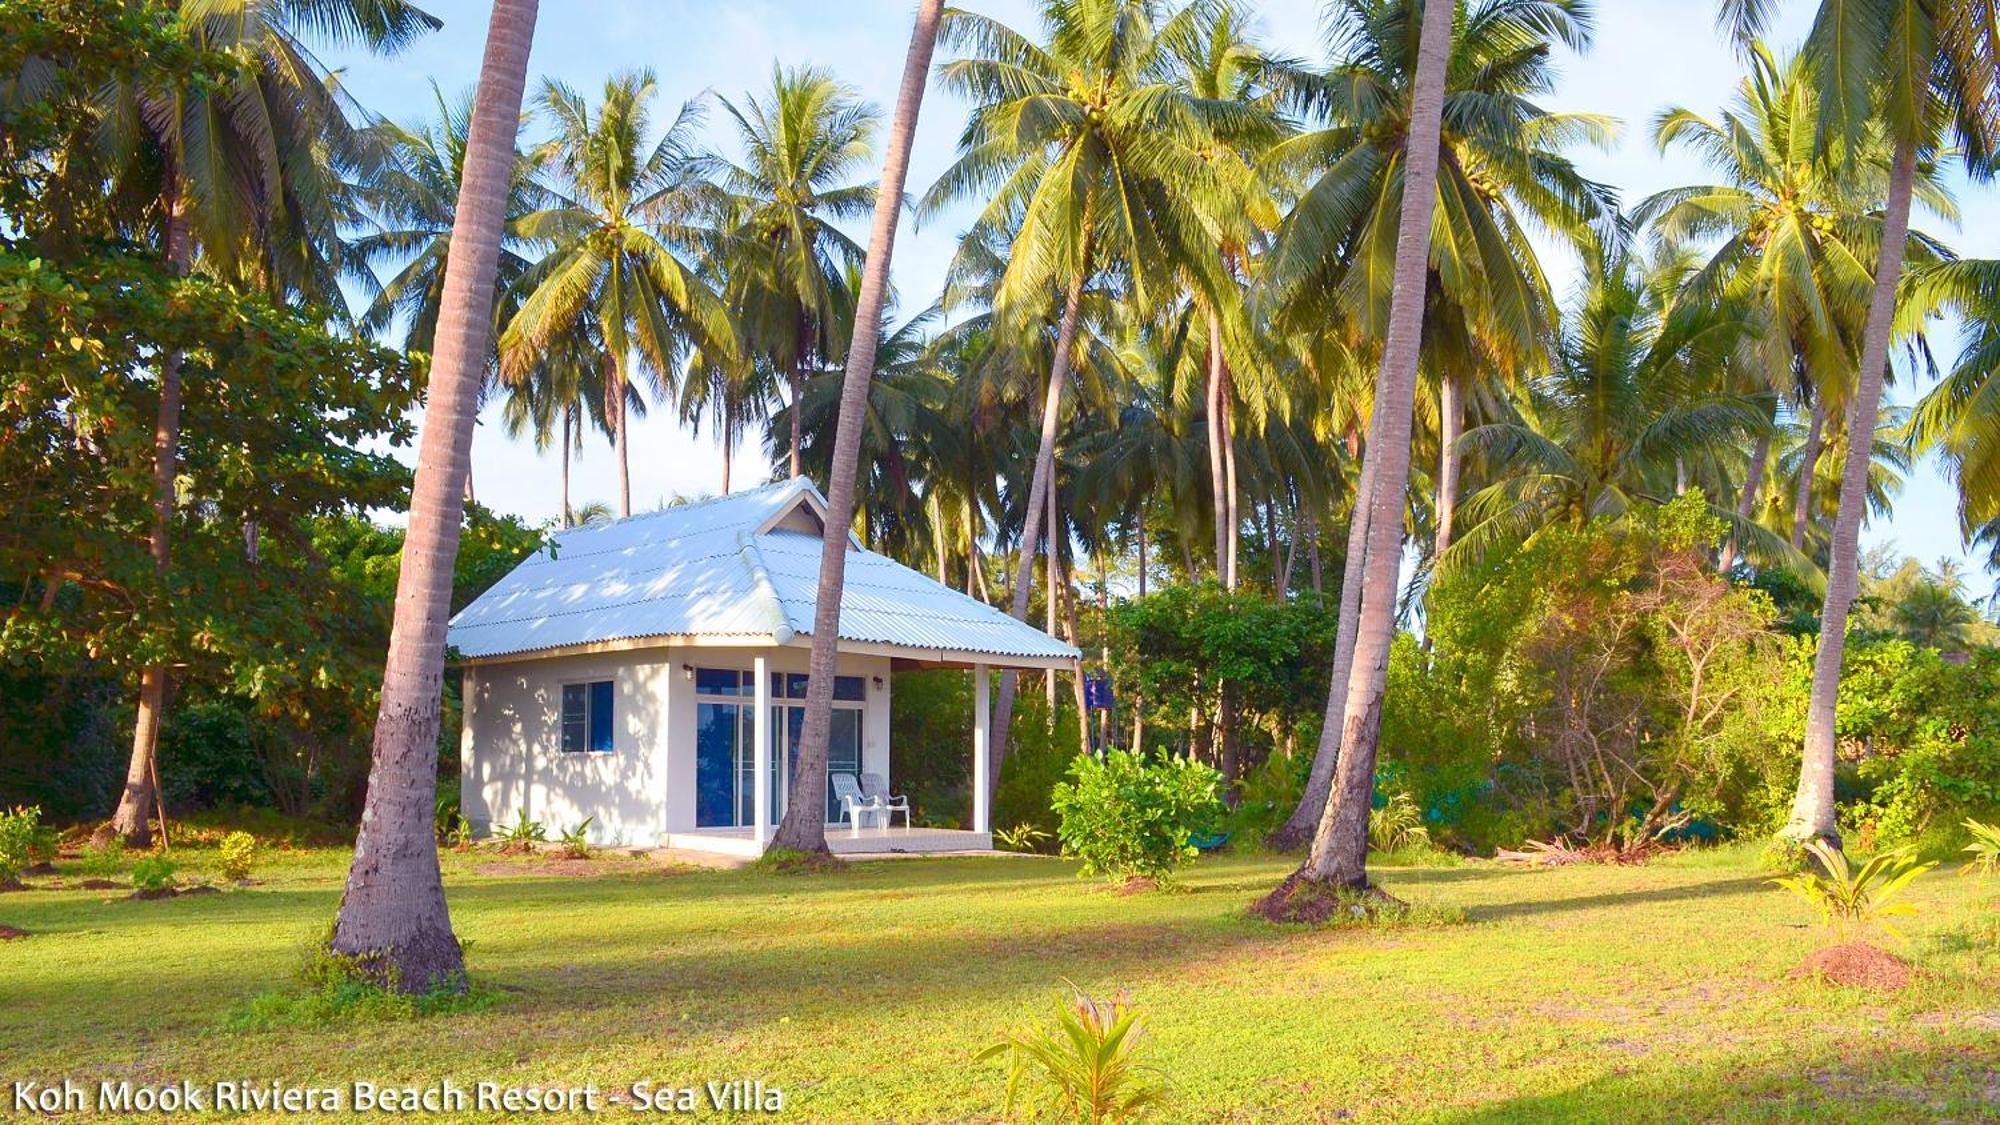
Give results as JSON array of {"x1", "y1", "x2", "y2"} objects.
[
  {"x1": 1466, "y1": 876, "x2": 1770, "y2": 922},
  {"x1": 1445, "y1": 1040, "x2": 1999, "y2": 1122}
]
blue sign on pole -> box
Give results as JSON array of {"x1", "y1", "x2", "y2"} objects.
[{"x1": 1083, "y1": 672, "x2": 1113, "y2": 711}]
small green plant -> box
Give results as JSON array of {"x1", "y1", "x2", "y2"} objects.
[
  {"x1": 78, "y1": 838, "x2": 126, "y2": 878},
  {"x1": 1367, "y1": 792, "x2": 1432, "y2": 854},
  {"x1": 435, "y1": 791, "x2": 470, "y2": 847},
  {"x1": 559, "y1": 818, "x2": 594, "y2": 860},
  {"x1": 995, "y1": 823, "x2": 1052, "y2": 854},
  {"x1": 217, "y1": 831, "x2": 259, "y2": 881},
  {"x1": 1960, "y1": 818, "x2": 2000, "y2": 877},
  {"x1": 1050, "y1": 750, "x2": 1222, "y2": 884},
  {"x1": 976, "y1": 986, "x2": 1164, "y2": 1123},
  {"x1": 129, "y1": 854, "x2": 178, "y2": 894},
  {"x1": 0, "y1": 806, "x2": 45, "y2": 884},
  {"x1": 1769, "y1": 840, "x2": 1936, "y2": 939},
  {"x1": 494, "y1": 808, "x2": 546, "y2": 854}
]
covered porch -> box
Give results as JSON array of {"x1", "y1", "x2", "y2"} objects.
[{"x1": 669, "y1": 648, "x2": 1063, "y2": 859}]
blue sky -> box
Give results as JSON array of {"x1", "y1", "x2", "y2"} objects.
[{"x1": 325, "y1": 1, "x2": 1994, "y2": 577}]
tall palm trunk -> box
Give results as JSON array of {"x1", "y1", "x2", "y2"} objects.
[
  {"x1": 108, "y1": 167, "x2": 192, "y2": 847},
  {"x1": 988, "y1": 246, "x2": 1090, "y2": 794},
  {"x1": 1136, "y1": 506, "x2": 1148, "y2": 598},
  {"x1": 560, "y1": 404, "x2": 574, "y2": 529},
  {"x1": 1787, "y1": 138, "x2": 1917, "y2": 849},
  {"x1": 1267, "y1": 447, "x2": 1373, "y2": 850},
  {"x1": 1435, "y1": 369, "x2": 1463, "y2": 557},
  {"x1": 1288, "y1": 0, "x2": 1451, "y2": 891},
  {"x1": 1718, "y1": 425, "x2": 1771, "y2": 573},
  {"x1": 1045, "y1": 477, "x2": 1059, "y2": 716},
  {"x1": 608, "y1": 351, "x2": 631, "y2": 517},
  {"x1": 1205, "y1": 308, "x2": 1228, "y2": 580},
  {"x1": 769, "y1": 0, "x2": 943, "y2": 854},
  {"x1": 1790, "y1": 395, "x2": 1827, "y2": 550},
  {"x1": 788, "y1": 351, "x2": 806, "y2": 479},
  {"x1": 331, "y1": 0, "x2": 538, "y2": 987},
  {"x1": 720, "y1": 413, "x2": 734, "y2": 495},
  {"x1": 1222, "y1": 367, "x2": 1240, "y2": 590}
]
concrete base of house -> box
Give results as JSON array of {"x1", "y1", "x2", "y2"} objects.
[{"x1": 659, "y1": 825, "x2": 994, "y2": 859}]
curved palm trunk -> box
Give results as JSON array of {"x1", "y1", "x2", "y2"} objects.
[
  {"x1": 989, "y1": 255, "x2": 1090, "y2": 794},
  {"x1": 720, "y1": 413, "x2": 734, "y2": 495},
  {"x1": 788, "y1": 358, "x2": 806, "y2": 479},
  {"x1": 1267, "y1": 447, "x2": 1373, "y2": 851},
  {"x1": 769, "y1": 0, "x2": 943, "y2": 855},
  {"x1": 1045, "y1": 477, "x2": 1060, "y2": 717},
  {"x1": 1787, "y1": 138, "x2": 1917, "y2": 850},
  {"x1": 1289, "y1": 0, "x2": 1452, "y2": 891},
  {"x1": 109, "y1": 170, "x2": 192, "y2": 847},
  {"x1": 1790, "y1": 395, "x2": 1827, "y2": 550},
  {"x1": 1435, "y1": 369, "x2": 1463, "y2": 558},
  {"x1": 331, "y1": 0, "x2": 538, "y2": 988},
  {"x1": 1718, "y1": 426, "x2": 1772, "y2": 574}
]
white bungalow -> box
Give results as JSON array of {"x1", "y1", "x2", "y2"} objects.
[{"x1": 447, "y1": 477, "x2": 1079, "y2": 857}]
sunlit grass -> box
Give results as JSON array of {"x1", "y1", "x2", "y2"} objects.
[{"x1": 1, "y1": 842, "x2": 1994, "y2": 1121}]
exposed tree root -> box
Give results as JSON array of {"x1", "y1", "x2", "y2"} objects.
[{"x1": 1250, "y1": 870, "x2": 1405, "y2": 925}]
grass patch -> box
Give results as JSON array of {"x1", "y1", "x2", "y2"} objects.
[
  {"x1": 749, "y1": 846, "x2": 848, "y2": 875},
  {"x1": 2, "y1": 845, "x2": 1996, "y2": 1120}
]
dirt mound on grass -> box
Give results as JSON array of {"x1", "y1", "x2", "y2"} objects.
[
  {"x1": 0, "y1": 925, "x2": 26, "y2": 940},
  {"x1": 1249, "y1": 872, "x2": 1405, "y2": 925},
  {"x1": 0, "y1": 879, "x2": 27, "y2": 894},
  {"x1": 78, "y1": 879, "x2": 119, "y2": 890},
  {"x1": 126, "y1": 885, "x2": 220, "y2": 901},
  {"x1": 1793, "y1": 942, "x2": 1914, "y2": 991},
  {"x1": 1111, "y1": 876, "x2": 1160, "y2": 895}
]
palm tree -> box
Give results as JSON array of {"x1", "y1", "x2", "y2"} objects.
[
  {"x1": 1719, "y1": 0, "x2": 2000, "y2": 850},
  {"x1": 1260, "y1": 0, "x2": 1613, "y2": 851},
  {"x1": 923, "y1": 0, "x2": 1231, "y2": 784},
  {"x1": 1445, "y1": 246, "x2": 1779, "y2": 563},
  {"x1": 769, "y1": 0, "x2": 947, "y2": 854},
  {"x1": 329, "y1": 0, "x2": 538, "y2": 993},
  {"x1": 709, "y1": 65, "x2": 880, "y2": 482},
  {"x1": 1261, "y1": 0, "x2": 1456, "y2": 900},
  {"x1": 1907, "y1": 258, "x2": 2000, "y2": 558},
  {"x1": 1640, "y1": 43, "x2": 1952, "y2": 569},
  {"x1": 99, "y1": 0, "x2": 441, "y2": 846},
  {"x1": 501, "y1": 71, "x2": 729, "y2": 517}
]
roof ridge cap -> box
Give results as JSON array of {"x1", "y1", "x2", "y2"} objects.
[{"x1": 735, "y1": 531, "x2": 796, "y2": 644}]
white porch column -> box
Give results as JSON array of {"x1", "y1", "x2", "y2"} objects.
[
  {"x1": 753, "y1": 655, "x2": 771, "y2": 846},
  {"x1": 972, "y1": 663, "x2": 991, "y2": 834}
]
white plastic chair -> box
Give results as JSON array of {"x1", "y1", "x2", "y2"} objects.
[
  {"x1": 861, "y1": 773, "x2": 911, "y2": 832},
  {"x1": 830, "y1": 773, "x2": 884, "y2": 837}
]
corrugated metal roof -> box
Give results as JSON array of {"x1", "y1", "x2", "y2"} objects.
[{"x1": 448, "y1": 478, "x2": 1080, "y2": 665}]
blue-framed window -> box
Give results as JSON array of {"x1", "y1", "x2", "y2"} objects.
[
  {"x1": 560, "y1": 680, "x2": 614, "y2": 753},
  {"x1": 770, "y1": 673, "x2": 866, "y2": 702}
]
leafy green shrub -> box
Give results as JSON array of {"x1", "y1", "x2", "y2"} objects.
[
  {"x1": 494, "y1": 808, "x2": 545, "y2": 854},
  {"x1": 129, "y1": 854, "x2": 177, "y2": 894},
  {"x1": 1770, "y1": 840, "x2": 1935, "y2": 939},
  {"x1": 1961, "y1": 818, "x2": 2000, "y2": 877},
  {"x1": 995, "y1": 823, "x2": 1053, "y2": 854},
  {"x1": 1051, "y1": 750, "x2": 1221, "y2": 883},
  {"x1": 976, "y1": 987, "x2": 1163, "y2": 1123},
  {"x1": 559, "y1": 818, "x2": 594, "y2": 860},
  {"x1": 217, "y1": 831, "x2": 258, "y2": 881},
  {"x1": 0, "y1": 806, "x2": 45, "y2": 884}
]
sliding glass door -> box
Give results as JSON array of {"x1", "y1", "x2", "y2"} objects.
[{"x1": 693, "y1": 666, "x2": 865, "y2": 828}]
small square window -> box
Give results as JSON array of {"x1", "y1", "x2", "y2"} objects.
[
  {"x1": 832, "y1": 675, "x2": 866, "y2": 702},
  {"x1": 560, "y1": 679, "x2": 615, "y2": 753}
]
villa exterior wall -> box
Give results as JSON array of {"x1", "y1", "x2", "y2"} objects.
[{"x1": 462, "y1": 644, "x2": 893, "y2": 847}]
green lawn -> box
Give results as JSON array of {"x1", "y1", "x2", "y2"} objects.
[{"x1": 2, "y1": 843, "x2": 1995, "y2": 1122}]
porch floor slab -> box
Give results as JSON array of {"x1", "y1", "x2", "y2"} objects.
[{"x1": 659, "y1": 826, "x2": 993, "y2": 858}]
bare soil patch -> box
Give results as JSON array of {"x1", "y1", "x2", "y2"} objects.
[
  {"x1": 1793, "y1": 942, "x2": 1914, "y2": 991},
  {"x1": 0, "y1": 924, "x2": 26, "y2": 940},
  {"x1": 1112, "y1": 876, "x2": 1160, "y2": 895},
  {"x1": 126, "y1": 885, "x2": 221, "y2": 902}
]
